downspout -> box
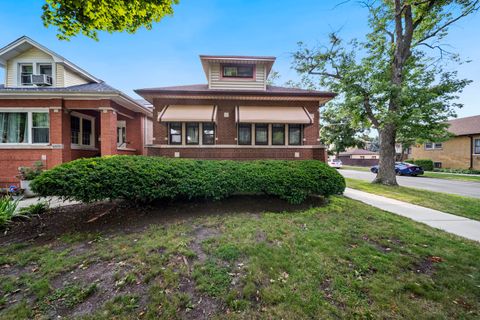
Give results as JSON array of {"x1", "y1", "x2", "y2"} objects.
[{"x1": 470, "y1": 135, "x2": 474, "y2": 170}]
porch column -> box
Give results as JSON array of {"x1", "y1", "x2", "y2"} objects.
[
  {"x1": 100, "y1": 109, "x2": 117, "y2": 156},
  {"x1": 49, "y1": 103, "x2": 71, "y2": 168}
]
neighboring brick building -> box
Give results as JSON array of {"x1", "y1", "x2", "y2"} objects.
[
  {"x1": 136, "y1": 55, "x2": 335, "y2": 160},
  {"x1": 410, "y1": 115, "x2": 480, "y2": 170},
  {"x1": 0, "y1": 36, "x2": 152, "y2": 187},
  {"x1": 337, "y1": 149, "x2": 379, "y2": 167}
]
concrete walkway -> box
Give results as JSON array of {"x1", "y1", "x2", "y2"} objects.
[
  {"x1": 344, "y1": 188, "x2": 480, "y2": 242},
  {"x1": 16, "y1": 196, "x2": 78, "y2": 210}
]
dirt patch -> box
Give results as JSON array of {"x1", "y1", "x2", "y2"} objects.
[
  {"x1": 320, "y1": 278, "x2": 346, "y2": 310},
  {"x1": 190, "y1": 226, "x2": 221, "y2": 263},
  {"x1": 411, "y1": 256, "x2": 443, "y2": 276},
  {"x1": 361, "y1": 235, "x2": 393, "y2": 253},
  {"x1": 1, "y1": 195, "x2": 326, "y2": 246},
  {"x1": 178, "y1": 276, "x2": 222, "y2": 320}
]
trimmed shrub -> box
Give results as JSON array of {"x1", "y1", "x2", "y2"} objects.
[
  {"x1": 405, "y1": 159, "x2": 434, "y2": 171},
  {"x1": 412, "y1": 159, "x2": 434, "y2": 171},
  {"x1": 31, "y1": 156, "x2": 345, "y2": 205}
]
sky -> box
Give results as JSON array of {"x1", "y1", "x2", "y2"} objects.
[{"x1": 0, "y1": 0, "x2": 478, "y2": 118}]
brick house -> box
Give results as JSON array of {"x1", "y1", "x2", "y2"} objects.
[
  {"x1": 136, "y1": 55, "x2": 335, "y2": 160},
  {"x1": 337, "y1": 149, "x2": 379, "y2": 167},
  {"x1": 410, "y1": 115, "x2": 480, "y2": 170},
  {"x1": 0, "y1": 36, "x2": 152, "y2": 187}
]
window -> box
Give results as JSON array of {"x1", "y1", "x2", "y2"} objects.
[
  {"x1": 186, "y1": 123, "x2": 199, "y2": 145},
  {"x1": 434, "y1": 162, "x2": 442, "y2": 168},
  {"x1": 117, "y1": 121, "x2": 126, "y2": 148},
  {"x1": 20, "y1": 64, "x2": 33, "y2": 85},
  {"x1": 71, "y1": 116, "x2": 80, "y2": 144},
  {"x1": 222, "y1": 64, "x2": 254, "y2": 78},
  {"x1": 474, "y1": 139, "x2": 480, "y2": 155},
  {"x1": 32, "y1": 113, "x2": 49, "y2": 143},
  {"x1": 37, "y1": 64, "x2": 52, "y2": 77},
  {"x1": 255, "y1": 124, "x2": 268, "y2": 145},
  {"x1": 169, "y1": 122, "x2": 182, "y2": 145},
  {"x1": 425, "y1": 142, "x2": 442, "y2": 150},
  {"x1": 0, "y1": 111, "x2": 49, "y2": 144},
  {"x1": 238, "y1": 124, "x2": 252, "y2": 145},
  {"x1": 70, "y1": 114, "x2": 95, "y2": 147},
  {"x1": 272, "y1": 124, "x2": 285, "y2": 145},
  {"x1": 202, "y1": 123, "x2": 215, "y2": 145},
  {"x1": 288, "y1": 124, "x2": 302, "y2": 145}
]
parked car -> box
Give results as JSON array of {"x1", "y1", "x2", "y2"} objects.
[
  {"x1": 370, "y1": 162, "x2": 424, "y2": 176},
  {"x1": 328, "y1": 159, "x2": 343, "y2": 169}
]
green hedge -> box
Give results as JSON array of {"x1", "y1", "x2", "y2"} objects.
[
  {"x1": 434, "y1": 168, "x2": 480, "y2": 174},
  {"x1": 405, "y1": 158, "x2": 434, "y2": 171},
  {"x1": 31, "y1": 156, "x2": 345, "y2": 205}
]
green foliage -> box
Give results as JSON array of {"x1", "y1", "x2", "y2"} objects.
[
  {"x1": 18, "y1": 201, "x2": 49, "y2": 216},
  {"x1": 17, "y1": 161, "x2": 44, "y2": 180},
  {"x1": 192, "y1": 260, "x2": 231, "y2": 297},
  {"x1": 435, "y1": 168, "x2": 480, "y2": 175},
  {"x1": 31, "y1": 156, "x2": 345, "y2": 205},
  {"x1": 407, "y1": 159, "x2": 434, "y2": 171},
  {"x1": 215, "y1": 244, "x2": 241, "y2": 261},
  {"x1": 320, "y1": 103, "x2": 367, "y2": 155},
  {"x1": 44, "y1": 283, "x2": 97, "y2": 308},
  {"x1": 0, "y1": 196, "x2": 20, "y2": 227},
  {"x1": 41, "y1": 0, "x2": 179, "y2": 40}
]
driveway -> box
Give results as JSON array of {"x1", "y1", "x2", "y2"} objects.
[{"x1": 340, "y1": 169, "x2": 480, "y2": 199}]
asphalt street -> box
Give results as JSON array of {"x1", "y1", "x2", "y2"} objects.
[{"x1": 339, "y1": 169, "x2": 480, "y2": 199}]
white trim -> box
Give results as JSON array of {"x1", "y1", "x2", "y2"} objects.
[
  {"x1": 0, "y1": 108, "x2": 50, "y2": 145},
  {"x1": 70, "y1": 111, "x2": 96, "y2": 148}
]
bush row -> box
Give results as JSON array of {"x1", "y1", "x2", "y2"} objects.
[
  {"x1": 405, "y1": 159, "x2": 434, "y2": 171},
  {"x1": 31, "y1": 156, "x2": 346, "y2": 204},
  {"x1": 434, "y1": 168, "x2": 480, "y2": 175}
]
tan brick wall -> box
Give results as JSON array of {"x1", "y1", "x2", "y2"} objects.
[{"x1": 410, "y1": 136, "x2": 480, "y2": 169}]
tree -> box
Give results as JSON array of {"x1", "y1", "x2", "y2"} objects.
[
  {"x1": 292, "y1": 0, "x2": 477, "y2": 185},
  {"x1": 42, "y1": 0, "x2": 178, "y2": 40},
  {"x1": 320, "y1": 103, "x2": 366, "y2": 156}
]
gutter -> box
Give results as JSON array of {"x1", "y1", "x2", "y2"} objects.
[{"x1": 470, "y1": 135, "x2": 474, "y2": 170}]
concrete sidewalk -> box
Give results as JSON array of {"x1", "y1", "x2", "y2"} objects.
[
  {"x1": 16, "y1": 196, "x2": 78, "y2": 210},
  {"x1": 344, "y1": 188, "x2": 480, "y2": 242}
]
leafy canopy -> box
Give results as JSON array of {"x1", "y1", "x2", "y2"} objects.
[{"x1": 42, "y1": 0, "x2": 179, "y2": 40}]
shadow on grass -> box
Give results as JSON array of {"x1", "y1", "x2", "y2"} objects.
[{"x1": 0, "y1": 195, "x2": 327, "y2": 245}]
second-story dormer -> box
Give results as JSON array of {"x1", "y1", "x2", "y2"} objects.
[
  {"x1": 0, "y1": 36, "x2": 100, "y2": 88},
  {"x1": 200, "y1": 55, "x2": 275, "y2": 91}
]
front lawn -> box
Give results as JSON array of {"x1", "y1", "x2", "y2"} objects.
[
  {"x1": 1, "y1": 196, "x2": 479, "y2": 319},
  {"x1": 346, "y1": 178, "x2": 480, "y2": 221}
]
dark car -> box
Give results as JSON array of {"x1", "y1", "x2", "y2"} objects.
[{"x1": 371, "y1": 162, "x2": 424, "y2": 176}]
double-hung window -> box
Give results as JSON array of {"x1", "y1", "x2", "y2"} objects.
[
  {"x1": 70, "y1": 114, "x2": 95, "y2": 147},
  {"x1": 186, "y1": 123, "x2": 199, "y2": 145},
  {"x1": 474, "y1": 139, "x2": 480, "y2": 155},
  {"x1": 255, "y1": 124, "x2": 268, "y2": 145},
  {"x1": 425, "y1": 142, "x2": 442, "y2": 150},
  {"x1": 238, "y1": 124, "x2": 252, "y2": 145},
  {"x1": 20, "y1": 64, "x2": 33, "y2": 85},
  {"x1": 202, "y1": 123, "x2": 215, "y2": 145},
  {"x1": 288, "y1": 124, "x2": 302, "y2": 145},
  {"x1": 117, "y1": 121, "x2": 127, "y2": 148},
  {"x1": 272, "y1": 124, "x2": 285, "y2": 145},
  {"x1": 169, "y1": 122, "x2": 182, "y2": 145},
  {"x1": 0, "y1": 110, "x2": 49, "y2": 144}
]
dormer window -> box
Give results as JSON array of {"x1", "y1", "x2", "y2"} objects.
[
  {"x1": 20, "y1": 64, "x2": 33, "y2": 85},
  {"x1": 38, "y1": 64, "x2": 52, "y2": 77},
  {"x1": 222, "y1": 64, "x2": 254, "y2": 78}
]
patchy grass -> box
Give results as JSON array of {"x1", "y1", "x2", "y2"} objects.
[
  {"x1": 346, "y1": 178, "x2": 480, "y2": 221},
  {"x1": 423, "y1": 171, "x2": 480, "y2": 182},
  {"x1": 342, "y1": 165, "x2": 371, "y2": 172},
  {"x1": 0, "y1": 197, "x2": 479, "y2": 319}
]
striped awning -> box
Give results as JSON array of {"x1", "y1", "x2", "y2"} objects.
[
  {"x1": 236, "y1": 106, "x2": 313, "y2": 124},
  {"x1": 158, "y1": 105, "x2": 217, "y2": 122}
]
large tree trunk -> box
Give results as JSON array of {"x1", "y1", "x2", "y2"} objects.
[{"x1": 373, "y1": 123, "x2": 398, "y2": 185}]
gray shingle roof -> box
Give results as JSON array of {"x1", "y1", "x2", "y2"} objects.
[
  {"x1": 447, "y1": 115, "x2": 480, "y2": 136},
  {"x1": 0, "y1": 82, "x2": 118, "y2": 93}
]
